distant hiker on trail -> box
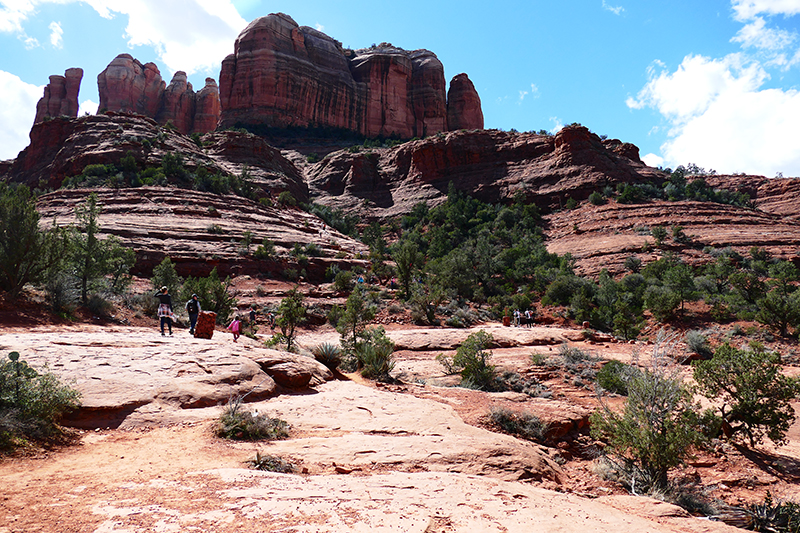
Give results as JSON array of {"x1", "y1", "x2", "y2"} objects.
[
  {"x1": 185, "y1": 294, "x2": 201, "y2": 335},
  {"x1": 249, "y1": 307, "x2": 257, "y2": 324},
  {"x1": 228, "y1": 315, "x2": 241, "y2": 342},
  {"x1": 154, "y1": 286, "x2": 174, "y2": 336}
]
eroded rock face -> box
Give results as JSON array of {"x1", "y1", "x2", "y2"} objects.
[
  {"x1": 34, "y1": 68, "x2": 83, "y2": 124},
  {"x1": 98, "y1": 54, "x2": 165, "y2": 118},
  {"x1": 308, "y1": 125, "x2": 661, "y2": 218},
  {"x1": 98, "y1": 54, "x2": 220, "y2": 134},
  {"x1": 447, "y1": 73, "x2": 483, "y2": 131},
  {"x1": 219, "y1": 13, "x2": 478, "y2": 138}
]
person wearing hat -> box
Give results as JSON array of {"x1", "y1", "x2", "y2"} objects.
[
  {"x1": 185, "y1": 293, "x2": 202, "y2": 335},
  {"x1": 154, "y1": 286, "x2": 174, "y2": 336}
]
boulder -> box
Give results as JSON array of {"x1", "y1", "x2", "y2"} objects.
[
  {"x1": 34, "y1": 68, "x2": 83, "y2": 124},
  {"x1": 194, "y1": 311, "x2": 217, "y2": 339},
  {"x1": 249, "y1": 350, "x2": 334, "y2": 388}
]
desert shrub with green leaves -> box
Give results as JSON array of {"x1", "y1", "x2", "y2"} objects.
[
  {"x1": 215, "y1": 396, "x2": 289, "y2": 441},
  {"x1": 488, "y1": 407, "x2": 548, "y2": 443},
  {"x1": 312, "y1": 343, "x2": 342, "y2": 371},
  {"x1": 437, "y1": 330, "x2": 497, "y2": 391},
  {"x1": 0, "y1": 351, "x2": 81, "y2": 451},
  {"x1": 596, "y1": 359, "x2": 638, "y2": 396},
  {"x1": 247, "y1": 452, "x2": 296, "y2": 473}
]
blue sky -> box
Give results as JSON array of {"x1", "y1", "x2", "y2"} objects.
[{"x1": 2, "y1": 0, "x2": 800, "y2": 177}]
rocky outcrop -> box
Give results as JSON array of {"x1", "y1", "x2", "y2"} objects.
[
  {"x1": 97, "y1": 54, "x2": 220, "y2": 134},
  {"x1": 194, "y1": 78, "x2": 222, "y2": 133},
  {"x1": 447, "y1": 73, "x2": 483, "y2": 131},
  {"x1": 218, "y1": 13, "x2": 480, "y2": 138},
  {"x1": 307, "y1": 125, "x2": 662, "y2": 218},
  {"x1": 8, "y1": 113, "x2": 305, "y2": 199},
  {"x1": 98, "y1": 54, "x2": 164, "y2": 118},
  {"x1": 33, "y1": 68, "x2": 83, "y2": 124}
]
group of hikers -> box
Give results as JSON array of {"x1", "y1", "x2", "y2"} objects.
[
  {"x1": 153, "y1": 286, "x2": 275, "y2": 340},
  {"x1": 512, "y1": 309, "x2": 535, "y2": 328}
]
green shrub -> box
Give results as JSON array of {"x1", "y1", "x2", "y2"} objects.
[
  {"x1": 596, "y1": 359, "x2": 638, "y2": 395},
  {"x1": 214, "y1": 396, "x2": 289, "y2": 441},
  {"x1": 0, "y1": 352, "x2": 81, "y2": 451},
  {"x1": 247, "y1": 452, "x2": 296, "y2": 473},
  {"x1": 438, "y1": 330, "x2": 497, "y2": 391},
  {"x1": 685, "y1": 330, "x2": 712, "y2": 359},
  {"x1": 588, "y1": 191, "x2": 606, "y2": 206},
  {"x1": 741, "y1": 493, "x2": 800, "y2": 533},
  {"x1": 355, "y1": 327, "x2": 395, "y2": 380},
  {"x1": 312, "y1": 343, "x2": 342, "y2": 371},
  {"x1": 488, "y1": 407, "x2": 548, "y2": 443}
]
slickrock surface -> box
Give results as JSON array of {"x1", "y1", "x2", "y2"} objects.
[{"x1": 0, "y1": 324, "x2": 742, "y2": 533}]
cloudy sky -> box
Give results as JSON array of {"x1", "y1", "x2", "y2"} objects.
[{"x1": 2, "y1": 0, "x2": 800, "y2": 177}]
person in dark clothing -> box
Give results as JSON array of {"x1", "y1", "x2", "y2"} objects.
[
  {"x1": 248, "y1": 307, "x2": 256, "y2": 324},
  {"x1": 154, "y1": 286, "x2": 173, "y2": 336},
  {"x1": 185, "y1": 294, "x2": 201, "y2": 334}
]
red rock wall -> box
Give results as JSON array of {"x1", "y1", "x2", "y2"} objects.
[
  {"x1": 34, "y1": 68, "x2": 83, "y2": 124},
  {"x1": 194, "y1": 78, "x2": 222, "y2": 133},
  {"x1": 219, "y1": 13, "x2": 480, "y2": 139},
  {"x1": 157, "y1": 71, "x2": 196, "y2": 134}
]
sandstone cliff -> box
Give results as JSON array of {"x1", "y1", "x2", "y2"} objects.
[
  {"x1": 447, "y1": 73, "x2": 483, "y2": 130},
  {"x1": 33, "y1": 67, "x2": 83, "y2": 124},
  {"x1": 307, "y1": 125, "x2": 661, "y2": 218},
  {"x1": 97, "y1": 54, "x2": 220, "y2": 134},
  {"x1": 218, "y1": 13, "x2": 481, "y2": 139}
]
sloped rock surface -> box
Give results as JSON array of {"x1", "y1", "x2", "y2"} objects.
[
  {"x1": 0, "y1": 326, "x2": 333, "y2": 428},
  {"x1": 545, "y1": 199, "x2": 800, "y2": 276},
  {"x1": 7, "y1": 113, "x2": 307, "y2": 201},
  {"x1": 35, "y1": 186, "x2": 367, "y2": 278}
]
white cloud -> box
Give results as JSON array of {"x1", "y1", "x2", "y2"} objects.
[
  {"x1": 602, "y1": 0, "x2": 625, "y2": 15},
  {"x1": 518, "y1": 83, "x2": 539, "y2": 104},
  {"x1": 732, "y1": 0, "x2": 800, "y2": 21},
  {"x1": 1, "y1": 1, "x2": 248, "y2": 74},
  {"x1": 79, "y1": 98, "x2": 98, "y2": 116},
  {"x1": 630, "y1": 53, "x2": 800, "y2": 176},
  {"x1": 642, "y1": 153, "x2": 664, "y2": 168},
  {"x1": 0, "y1": 70, "x2": 42, "y2": 160},
  {"x1": 549, "y1": 116, "x2": 564, "y2": 133},
  {"x1": 732, "y1": 17, "x2": 796, "y2": 50},
  {"x1": 315, "y1": 23, "x2": 324, "y2": 32},
  {"x1": 48, "y1": 20, "x2": 62, "y2": 47}
]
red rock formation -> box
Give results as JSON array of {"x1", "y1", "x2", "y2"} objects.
[
  {"x1": 98, "y1": 54, "x2": 165, "y2": 117},
  {"x1": 157, "y1": 71, "x2": 195, "y2": 133},
  {"x1": 447, "y1": 74, "x2": 483, "y2": 131},
  {"x1": 308, "y1": 126, "x2": 661, "y2": 218},
  {"x1": 97, "y1": 54, "x2": 221, "y2": 135},
  {"x1": 34, "y1": 68, "x2": 83, "y2": 124},
  {"x1": 194, "y1": 78, "x2": 221, "y2": 133},
  {"x1": 219, "y1": 13, "x2": 479, "y2": 138}
]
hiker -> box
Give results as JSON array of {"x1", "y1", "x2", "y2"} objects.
[
  {"x1": 228, "y1": 315, "x2": 241, "y2": 342},
  {"x1": 249, "y1": 307, "x2": 257, "y2": 324},
  {"x1": 513, "y1": 309, "x2": 521, "y2": 327},
  {"x1": 185, "y1": 294, "x2": 201, "y2": 334},
  {"x1": 524, "y1": 309, "x2": 533, "y2": 328},
  {"x1": 154, "y1": 286, "x2": 174, "y2": 336}
]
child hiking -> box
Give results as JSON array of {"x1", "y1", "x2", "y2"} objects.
[{"x1": 228, "y1": 315, "x2": 241, "y2": 342}]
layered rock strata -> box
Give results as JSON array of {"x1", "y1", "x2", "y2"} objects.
[
  {"x1": 33, "y1": 68, "x2": 83, "y2": 124},
  {"x1": 218, "y1": 13, "x2": 481, "y2": 138},
  {"x1": 97, "y1": 54, "x2": 220, "y2": 134}
]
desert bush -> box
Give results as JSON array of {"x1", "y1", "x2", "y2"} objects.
[
  {"x1": 355, "y1": 327, "x2": 395, "y2": 381},
  {"x1": 596, "y1": 359, "x2": 638, "y2": 395},
  {"x1": 85, "y1": 293, "x2": 114, "y2": 317},
  {"x1": 740, "y1": 493, "x2": 800, "y2": 533},
  {"x1": 685, "y1": 330, "x2": 712, "y2": 359},
  {"x1": 0, "y1": 351, "x2": 81, "y2": 451},
  {"x1": 498, "y1": 370, "x2": 549, "y2": 397},
  {"x1": 559, "y1": 342, "x2": 595, "y2": 369},
  {"x1": 488, "y1": 407, "x2": 548, "y2": 443},
  {"x1": 214, "y1": 396, "x2": 289, "y2": 441},
  {"x1": 438, "y1": 330, "x2": 497, "y2": 391},
  {"x1": 247, "y1": 452, "x2": 296, "y2": 473},
  {"x1": 693, "y1": 342, "x2": 800, "y2": 447},
  {"x1": 312, "y1": 343, "x2": 342, "y2": 371},
  {"x1": 591, "y1": 332, "x2": 705, "y2": 490}
]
